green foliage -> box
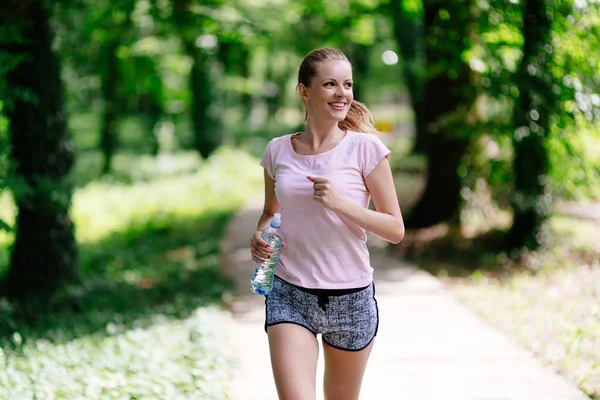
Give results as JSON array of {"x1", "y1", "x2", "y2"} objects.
[
  {"x1": 548, "y1": 119, "x2": 600, "y2": 200},
  {"x1": 470, "y1": 0, "x2": 600, "y2": 204},
  {"x1": 0, "y1": 105, "x2": 10, "y2": 233},
  {"x1": 0, "y1": 308, "x2": 235, "y2": 399},
  {"x1": 72, "y1": 147, "x2": 262, "y2": 244},
  {"x1": 0, "y1": 146, "x2": 262, "y2": 250},
  {"x1": 0, "y1": 147, "x2": 263, "y2": 398},
  {"x1": 10, "y1": 0, "x2": 598, "y2": 206},
  {"x1": 548, "y1": 2, "x2": 600, "y2": 199},
  {"x1": 0, "y1": 12, "x2": 21, "y2": 235}
]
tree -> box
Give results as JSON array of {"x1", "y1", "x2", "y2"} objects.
[
  {"x1": 387, "y1": 0, "x2": 426, "y2": 154},
  {"x1": 404, "y1": 0, "x2": 480, "y2": 228},
  {"x1": 172, "y1": 0, "x2": 222, "y2": 159},
  {"x1": 98, "y1": 1, "x2": 136, "y2": 174},
  {"x1": 507, "y1": 0, "x2": 556, "y2": 249},
  {"x1": 0, "y1": 0, "x2": 78, "y2": 299},
  {"x1": 54, "y1": 0, "x2": 138, "y2": 173}
]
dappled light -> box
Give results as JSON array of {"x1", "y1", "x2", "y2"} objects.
[{"x1": 0, "y1": 0, "x2": 598, "y2": 398}]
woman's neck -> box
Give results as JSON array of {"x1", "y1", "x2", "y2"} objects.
[{"x1": 302, "y1": 121, "x2": 346, "y2": 150}]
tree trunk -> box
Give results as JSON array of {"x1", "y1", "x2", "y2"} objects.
[
  {"x1": 264, "y1": 50, "x2": 290, "y2": 123},
  {"x1": 507, "y1": 0, "x2": 554, "y2": 250},
  {"x1": 217, "y1": 39, "x2": 252, "y2": 125},
  {"x1": 173, "y1": 0, "x2": 221, "y2": 159},
  {"x1": 99, "y1": 3, "x2": 135, "y2": 174},
  {"x1": 346, "y1": 43, "x2": 371, "y2": 102},
  {"x1": 408, "y1": 137, "x2": 470, "y2": 227},
  {"x1": 100, "y1": 40, "x2": 120, "y2": 175},
  {"x1": 239, "y1": 47, "x2": 253, "y2": 123},
  {"x1": 389, "y1": 0, "x2": 426, "y2": 153},
  {"x1": 405, "y1": 0, "x2": 478, "y2": 228},
  {"x1": 185, "y1": 43, "x2": 221, "y2": 159},
  {"x1": 1, "y1": 1, "x2": 78, "y2": 299}
]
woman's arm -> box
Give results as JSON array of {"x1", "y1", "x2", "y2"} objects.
[
  {"x1": 307, "y1": 157, "x2": 405, "y2": 244},
  {"x1": 256, "y1": 169, "x2": 280, "y2": 231},
  {"x1": 250, "y1": 169, "x2": 281, "y2": 262}
]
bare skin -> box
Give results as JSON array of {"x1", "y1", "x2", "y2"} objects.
[
  {"x1": 322, "y1": 340, "x2": 374, "y2": 400},
  {"x1": 251, "y1": 58, "x2": 404, "y2": 399},
  {"x1": 268, "y1": 324, "x2": 319, "y2": 400}
]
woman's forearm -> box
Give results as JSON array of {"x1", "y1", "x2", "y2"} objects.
[
  {"x1": 256, "y1": 211, "x2": 276, "y2": 232},
  {"x1": 336, "y1": 198, "x2": 405, "y2": 244}
]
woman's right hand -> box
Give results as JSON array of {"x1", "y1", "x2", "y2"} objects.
[{"x1": 250, "y1": 230, "x2": 275, "y2": 263}]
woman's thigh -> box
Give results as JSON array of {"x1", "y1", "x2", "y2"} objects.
[
  {"x1": 267, "y1": 323, "x2": 320, "y2": 400},
  {"x1": 320, "y1": 282, "x2": 378, "y2": 399},
  {"x1": 322, "y1": 339, "x2": 374, "y2": 400}
]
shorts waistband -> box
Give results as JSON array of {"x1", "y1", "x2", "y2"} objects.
[
  {"x1": 275, "y1": 275, "x2": 371, "y2": 311},
  {"x1": 276, "y1": 275, "x2": 370, "y2": 296}
]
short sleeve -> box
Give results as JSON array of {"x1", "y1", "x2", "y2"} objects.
[
  {"x1": 259, "y1": 140, "x2": 275, "y2": 180},
  {"x1": 360, "y1": 134, "x2": 391, "y2": 177}
]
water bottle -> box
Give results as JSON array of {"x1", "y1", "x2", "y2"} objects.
[{"x1": 250, "y1": 213, "x2": 283, "y2": 295}]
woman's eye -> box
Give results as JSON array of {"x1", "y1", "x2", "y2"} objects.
[{"x1": 323, "y1": 82, "x2": 352, "y2": 88}]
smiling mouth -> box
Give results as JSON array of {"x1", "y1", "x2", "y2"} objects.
[{"x1": 329, "y1": 102, "x2": 347, "y2": 110}]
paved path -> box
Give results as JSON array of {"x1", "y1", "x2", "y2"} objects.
[{"x1": 219, "y1": 197, "x2": 589, "y2": 400}]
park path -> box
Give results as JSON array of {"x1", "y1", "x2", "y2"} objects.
[{"x1": 219, "y1": 196, "x2": 590, "y2": 400}]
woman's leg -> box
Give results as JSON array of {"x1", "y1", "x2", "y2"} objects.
[
  {"x1": 268, "y1": 323, "x2": 320, "y2": 400},
  {"x1": 322, "y1": 340, "x2": 374, "y2": 400}
]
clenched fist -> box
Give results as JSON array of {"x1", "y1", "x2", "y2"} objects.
[{"x1": 306, "y1": 176, "x2": 345, "y2": 212}]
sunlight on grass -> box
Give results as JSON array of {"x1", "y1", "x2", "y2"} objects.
[
  {"x1": 449, "y1": 217, "x2": 600, "y2": 398},
  {"x1": 72, "y1": 147, "x2": 262, "y2": 244},
  {"x1": 71, "y1": 150, "x2": 203, "y2": 187},
  {"x1": 0, "y1": 146, "x2": 263, "y2": 249},
  {"x1": 0, "y1": 307, "x2": 234, "y2": 399},
  {"x1": 0, "y1": 146, "x2": 263, "y2": 399}
]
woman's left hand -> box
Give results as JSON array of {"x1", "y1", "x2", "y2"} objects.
[{"x1": 307, "y1": 176, "x2": 346, "y2": 212}]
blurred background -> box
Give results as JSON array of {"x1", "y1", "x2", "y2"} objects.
[{"x1": 0, "y1": 0, "x2": 598, "y2": 398}]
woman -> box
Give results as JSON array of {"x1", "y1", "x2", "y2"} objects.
[{"x1": 250, "y1": 47, "x2": 405, "y2": 400}]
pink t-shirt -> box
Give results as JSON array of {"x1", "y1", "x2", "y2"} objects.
[{"x1": 260, "y1": 130, "x2": 391, "y2": 289}]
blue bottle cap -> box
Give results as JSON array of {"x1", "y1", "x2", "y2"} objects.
[{"x1": 270, "y1": 213, "x2": 281, "y2": 228}]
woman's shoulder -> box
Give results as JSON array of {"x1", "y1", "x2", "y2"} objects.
[
  {"x1": 347, "y1": 130, "x2": 388, "y2": 146},
  {"x1": 266, "y1": 133, "x2": 296, "y2": 148}
]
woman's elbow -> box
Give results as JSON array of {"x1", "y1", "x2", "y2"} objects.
[{"x1": 389, "y1": 223, "x2": 405, "y2": 245}]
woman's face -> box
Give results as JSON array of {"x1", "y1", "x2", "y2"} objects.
[{"x1": 300, "y1": 60, "x2": 354, "y2": 123}]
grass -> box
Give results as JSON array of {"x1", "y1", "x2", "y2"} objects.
[
  {"x1": 70, "y1": 149, "x2": 203, "y2": 187},
  {"x1": 0, "y1": 146, "x2": 264, "y2": 399}
]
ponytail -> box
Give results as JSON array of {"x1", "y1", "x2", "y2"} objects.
[{"x1": 338, "y1": 100, "x2": 378, "y2": 134}]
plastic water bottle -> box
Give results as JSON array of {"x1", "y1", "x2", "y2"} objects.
[{"x1": 250, "y1": 213, "x2": 283, "y2": 295}]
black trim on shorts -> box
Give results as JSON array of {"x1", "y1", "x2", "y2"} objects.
[
  {"x1": 264, "y1": 296, "x2": 317, "y2": 336},
  {"x1": 322, "y1": 334, "x2": 375, "y2": 352},
  {"x1": 265, "y1": 321, "x2": 318, "y2": 336},
  {"x1": 373, "y1": 281, "x2": 379, "y2": 338}
]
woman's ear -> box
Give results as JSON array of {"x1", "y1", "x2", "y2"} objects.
[{"x1": 298, "y1": 83, "x2": 309, "y2": 102}]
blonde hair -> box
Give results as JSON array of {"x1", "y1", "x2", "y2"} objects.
[{"x1": 297, "y1": 48, "x2": 377, "y2": 134}]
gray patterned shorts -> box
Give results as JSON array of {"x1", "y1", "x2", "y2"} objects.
[{"x1": 265, "y1": 275, "x2": 379, "y2": 351}]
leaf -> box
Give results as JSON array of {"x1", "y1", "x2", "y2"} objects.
[{"x1": 0, "y1": 218, "x2": 12, "y2": 232}]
